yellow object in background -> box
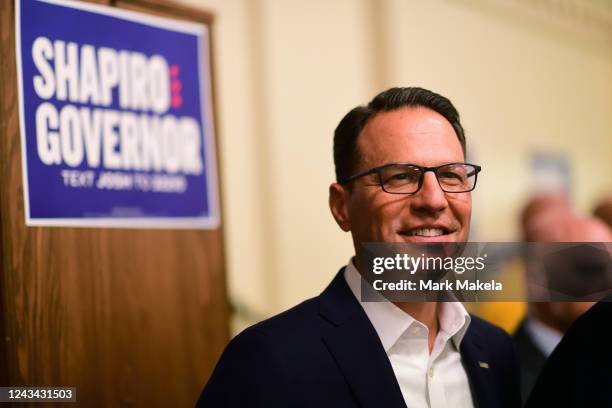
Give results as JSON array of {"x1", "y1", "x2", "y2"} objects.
[
  {"x1": 477, "y1": 302, "x2": 527, "y2": 334},
  {"x1": 467, "y1": 257, "x2": 528, "y2": 334}
]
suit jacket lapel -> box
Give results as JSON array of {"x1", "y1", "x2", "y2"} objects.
[
  {"x1": 460, "y1": 329, "x2": 497, "y2": 408},
  {"x1": 319, "y1": 270, "x2": 406, "y2": 408}
]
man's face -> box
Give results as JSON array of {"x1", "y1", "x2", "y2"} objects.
[{"x1": 330, "y1": 107, "x2": 472, "y2": 251}]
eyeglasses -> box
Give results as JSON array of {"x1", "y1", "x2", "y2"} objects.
[{"x1": 339, "y1": 162, "x2": 482, "y2": 194}]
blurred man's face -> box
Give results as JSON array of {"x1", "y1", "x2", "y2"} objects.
[{"x1": 330, "y1": 107, "x2": 472, "y2": 253}]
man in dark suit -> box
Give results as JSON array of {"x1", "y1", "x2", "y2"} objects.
[
  {"x1": 198, "y1": 87, "x2": 521, "y2": 407},
  {"x1": 514, "y1": 195, "x2": 612, "y2": 404},
  {"x1": 526, "y1": 294, "x2": 612, "y2": 407}
]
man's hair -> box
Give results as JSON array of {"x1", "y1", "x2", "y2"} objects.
[{"x1": 333, "y1": 87, "x2": 466, "y2": 183}]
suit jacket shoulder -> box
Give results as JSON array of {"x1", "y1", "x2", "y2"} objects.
[
  {"x1": 526, "y1": 298, "x2": 612, "y2": 407},
  {"x1": 197, "y1": 271, "x2": 381, "y2": 408}
]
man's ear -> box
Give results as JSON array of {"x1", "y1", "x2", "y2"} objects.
[{"x1": 329, "y1": 183, "x2": 351, "y2": 232}]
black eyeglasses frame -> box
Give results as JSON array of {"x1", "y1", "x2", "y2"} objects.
[{"x1": 339, "y1": 162, "x2": 482, "y2": 194}]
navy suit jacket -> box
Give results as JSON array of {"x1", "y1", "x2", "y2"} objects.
[
  {"x1": 198, "y1": 269, "x2": 521, "y2": 407},
  {"x1": 526, "y1": 295, "x2": 612, "y2": 407}
]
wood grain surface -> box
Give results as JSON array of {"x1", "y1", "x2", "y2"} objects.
[{"x1": 0, "y1": 1, "x2": 229, "y2": 406}]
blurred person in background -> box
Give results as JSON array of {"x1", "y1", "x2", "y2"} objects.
[
  {"x1": 594, "y1": 196, "x2": 612, "y2": 229},
  {"x1": 514, "y1": 193, "x2": 612, "y2": 404}
]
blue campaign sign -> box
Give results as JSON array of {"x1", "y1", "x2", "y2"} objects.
[{"x1": 15, "y1": 0, "x2": 220, "y2": 229}]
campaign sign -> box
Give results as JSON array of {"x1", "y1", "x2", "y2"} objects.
[{"x1": 15, "y1": 0, "x2": 219, "y2": 229}]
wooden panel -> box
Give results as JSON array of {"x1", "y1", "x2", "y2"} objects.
[
  {"x1": 113, "y1": 0, "x2": 214, "y2": 24},
  {"x1": 0, "y1": 1, "x2": 229, "y2": 406}
]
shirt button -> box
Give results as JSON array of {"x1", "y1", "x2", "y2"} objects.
[{"x1": 428, "y1": 368, "x2": 434, "y2": 378}]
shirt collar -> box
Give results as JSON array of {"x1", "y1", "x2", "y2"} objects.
[{"x1": 344, "y1": 258, "x2": 471, "y2": 351}]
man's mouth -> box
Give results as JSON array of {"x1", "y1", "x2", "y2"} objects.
[{"x1": 405, "y1": 228, "x2": 451, "y2": 237}]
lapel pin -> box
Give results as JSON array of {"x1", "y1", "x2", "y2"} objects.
[{"x1": 478, "y1": 361, "x2": 489, "y2": 369}]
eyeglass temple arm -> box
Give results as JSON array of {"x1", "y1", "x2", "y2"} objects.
[{"x1": 339, "y1": 167, "x2": 378, "y2": 184}]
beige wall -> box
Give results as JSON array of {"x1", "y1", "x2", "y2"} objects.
[{"x1": 179, "y1": 0, "x2": 612, "y2": 330}]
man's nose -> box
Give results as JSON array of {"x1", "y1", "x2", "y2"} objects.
[{"x1": 410, "y1": 172, "x2": 448, "y2": 214}]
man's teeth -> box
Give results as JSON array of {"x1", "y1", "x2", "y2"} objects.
[{"x1": 409, "y1": 228, "x2": 446, "y2": 237}]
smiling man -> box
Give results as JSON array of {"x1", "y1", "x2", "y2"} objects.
[{"x1": 198, "y1": 87, "x2": 520, "y2": 408}]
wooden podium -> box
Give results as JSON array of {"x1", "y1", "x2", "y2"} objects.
[{"x1": 0, "y1": 0, "x2": 229, "y2": 406}]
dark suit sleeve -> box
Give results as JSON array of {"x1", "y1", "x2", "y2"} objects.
[
  {"x1": 525, "y1": 300, "x2": 612, "y2": 407},
  {"x1": 196, "y1": 327, "x2": 292, "y2": 408},
  {"x1": 525, "y1": 327, "x2": 580, "y2": 407}
]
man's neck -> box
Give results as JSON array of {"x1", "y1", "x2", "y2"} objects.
[{"x1": 395, "y1": 301, "x2": 439, "y2": 353}]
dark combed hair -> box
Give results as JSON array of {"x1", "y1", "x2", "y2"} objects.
[{"x1": 333, "y1": 87, "x2": 466, "y2": 183}]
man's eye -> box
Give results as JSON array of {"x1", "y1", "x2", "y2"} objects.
[
  {"x1": 439, "y1": 171, "x2": 464, "y2": 181},
  {"x1": 388, "y1": 173, "x2": 418, "y2": 182}
]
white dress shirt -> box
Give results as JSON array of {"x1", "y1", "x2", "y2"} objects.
[{"x1": 344, "y1": 259, "x2": 474, "y2": 408}]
